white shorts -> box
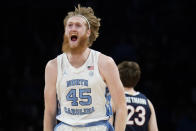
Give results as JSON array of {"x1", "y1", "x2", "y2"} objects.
[{"x1": 54, "y1": 120, "x2": 114, "y2": 131}]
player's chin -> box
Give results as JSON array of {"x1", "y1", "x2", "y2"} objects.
[{"x1": 69, "y1": 41, "x2": 79, "y2": 48}]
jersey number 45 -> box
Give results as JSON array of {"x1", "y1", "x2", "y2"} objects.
[{"x1": 66, "y1": 88, "x2": 92, "y2": 106}]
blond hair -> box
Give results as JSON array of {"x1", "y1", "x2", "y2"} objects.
[{"x1": 63, "y1": 4, "x2": 101, "y2": 47}]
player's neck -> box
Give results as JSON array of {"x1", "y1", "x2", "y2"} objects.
[
  {"x1": 67, "y1": 48, "x2": 90, "y2": 68},
  {"x1": 69, "y1": 44, "x2": 87, "y2": 54},
  {"x1": 124, "y1": 87, "x2": 136, "y2": 95}
]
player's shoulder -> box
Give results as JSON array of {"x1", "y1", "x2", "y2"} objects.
[
  {"x1": 45, "y1": 53, "x2": 64, "y2": 68},
  {"x1": 137, "y1": 92, "x2": 154, "y2": 107},
  {"x1": 98, "y1": 53, "x2": 115, "y2": 66},
  {"x1": 136, "y1": 92, "x2": 148, "y2": 98},
  {"x1": 45, "y1": 57, "x2": 57, "y2": 71},
  {"x1": 138, "y1": 92, "x2": 147, "y2": 98}
]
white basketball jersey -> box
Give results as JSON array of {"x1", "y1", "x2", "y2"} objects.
[{"x1": 56, "y1": 49, "x2": 112, "y2": 126}]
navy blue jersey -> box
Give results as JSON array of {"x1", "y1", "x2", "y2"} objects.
[{"x1": 125, "y1": 92, "x2": 151, "y2": 131}]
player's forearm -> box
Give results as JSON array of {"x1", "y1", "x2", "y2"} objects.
[
  {"x1": 43, "y1": 111, "x2": 56, "y2": 131},
  {"x1": 114, "y1": 105, "x2": 127, "y2": 131},
  {"x1": 148, "y1": 113, "x2": 159, "y2": 131}
]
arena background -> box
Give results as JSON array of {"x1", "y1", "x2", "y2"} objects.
[{"x1": 0, "y1": 0, "x2": 195, "y2": 130}]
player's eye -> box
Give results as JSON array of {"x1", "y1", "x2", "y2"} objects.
[
  {"x1": 68, "y1": 24, "x2": 73, "y2": 27},
  {"x1": 76, "y1": 24, "x2": 81, "y2": 28}
]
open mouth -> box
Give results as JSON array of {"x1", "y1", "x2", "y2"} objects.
[{"x1": 71, "y1": 35, "x2": 78, "y2": 41}]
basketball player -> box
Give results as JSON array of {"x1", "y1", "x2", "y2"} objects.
[
  {"x1": 110, "y1": 61, "x2": 158, "y2": 131},
  {"x1": 43, "y1": 5, "x2": 127, "y2": 131}
]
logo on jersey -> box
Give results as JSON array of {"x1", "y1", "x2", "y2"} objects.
[
  {"x1": 87, "y1": 66, "x2": 94, "y2": 70},
  {"x1": 66, "y1": 79, "x2": 88, "y2": 87},
  {"x1": 87, "y1": 66, "x2": 94, "y2": 76},
  {"x1": 63, "y1": 70, "x2": 67, "y2": 76}
]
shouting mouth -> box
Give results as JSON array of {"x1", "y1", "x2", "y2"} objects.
[{"x1": 71, "y1": 34, "x2": 78, "y2": 42}]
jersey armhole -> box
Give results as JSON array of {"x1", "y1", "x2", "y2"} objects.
[
  {"x1": 96, "y1": 52, "x2": 107, "y2": 87},
  {"x1": 56, "y1": 54, "x2": 63, "y2": 97}
]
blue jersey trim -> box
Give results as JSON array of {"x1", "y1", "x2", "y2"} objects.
[
  {"x1": 54, "y1": 122, "x2": 63, "y2": 131},
  {"x1": 105, "y1": 87, "x2": 113, "y2": 117},
  {"x1": 54, "y1": 120, "x2": 114, "y2": 131}
]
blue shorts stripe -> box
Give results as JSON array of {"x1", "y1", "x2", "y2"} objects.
[
  {"x1": 54, "y1": 122, "x2": 63, "y2": 131},
  {"x1": 54, "y1": 120, "x2": 114, "y2": 131}
]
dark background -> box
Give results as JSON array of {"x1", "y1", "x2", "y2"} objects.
[{"x1": 0, "y1": 0, "x2": 195, "y2": 130}]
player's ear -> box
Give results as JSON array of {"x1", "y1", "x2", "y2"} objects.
[{"x1": 87, "y1": 29, "x2": 91, "y2": 37}]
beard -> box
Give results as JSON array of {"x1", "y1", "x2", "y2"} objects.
[{"x1": 62, "y1": 33, "x2": 89, "y2": 53}]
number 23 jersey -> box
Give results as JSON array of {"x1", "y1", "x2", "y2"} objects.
[
  {"x1": 56, "y1": 49, "x2": 112, "y2": 126},
  {"x1": 125, "y1": 92, "x2": 151, "y2": 131}
]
